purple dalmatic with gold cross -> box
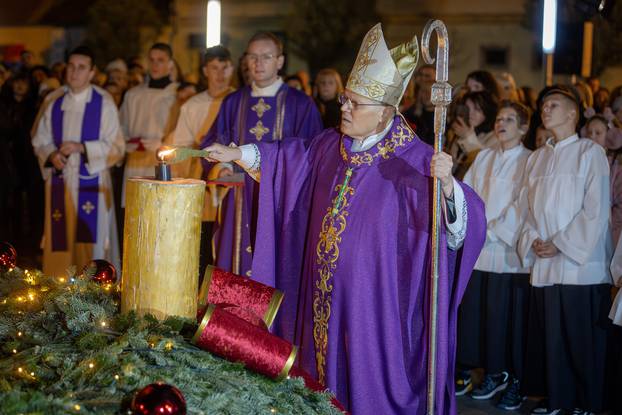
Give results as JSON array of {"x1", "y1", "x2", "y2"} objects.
[{"x1": 200, "y1": 82, "x2": 323, "y2": 277}]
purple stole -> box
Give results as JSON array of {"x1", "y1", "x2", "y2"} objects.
[{"x1": 50, "y1": 89, "x2": 103, "y2": 251}]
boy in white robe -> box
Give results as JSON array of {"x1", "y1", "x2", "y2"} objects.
[
  {"x1": 168, "y1": 45, "x2": 235, "y2": 278},
  {"x1": 120, "y1": 43, "x2": 178, "y2": 205},
  {"x1": 458, "y1": 101, "x2": 532, "y2": 410},
  {"x1": 518, "y1": 86, "x2": 612, "y2": 415}
]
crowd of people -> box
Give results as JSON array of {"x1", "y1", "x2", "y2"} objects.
[
  {"x1": 1, "y1": 27, "x2": 622, "y2": 414},
  {"x1": 0, "y1": 41, "x2": 343, "y2": 269}
]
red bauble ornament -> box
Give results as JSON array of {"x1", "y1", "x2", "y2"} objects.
[
  {"x1": 131, "y1": 382, "x2": 187, "y2": 415},
  {"x1": 0, "y1": 242, "x2": 17, "y2": 271},
  {"x1": 82, "y1": 259, "x2": 117, "y2": 285}
]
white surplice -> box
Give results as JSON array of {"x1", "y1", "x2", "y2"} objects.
[
  {"x1": 516, "y1": 135, "x2": 613, "y2": 286},
  {"x1": 168, "y1": 88, "x2": 234, "y2": 221},
  {"x1": 463, "y1": 143, "x2": 532, "y2": 273},
  {"x1": 119, "y1": 82, "x2": 178, "y2": 205},
  {"x1": 32, "y1": 85, "x2": 125, "y2": 276}
]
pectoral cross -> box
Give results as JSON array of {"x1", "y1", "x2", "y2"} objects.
[
  {"x1": 250, "y1": 121, "x2": 270, "y2": 141},
  {"x1": 82, "y1": 201, "x2": 95, "y2": 214}
]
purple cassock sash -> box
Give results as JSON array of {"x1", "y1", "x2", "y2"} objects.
[{"x1": 50, "y1": 89, "x2": 103, "y2": 251}]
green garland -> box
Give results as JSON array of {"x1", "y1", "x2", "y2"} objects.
[{"x1": 0, "y1": 267, "x2": 340, "y2": 415}]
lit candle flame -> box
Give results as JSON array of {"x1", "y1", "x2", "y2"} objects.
[{"x1": 157, "y1": 147, "x2": 176, "y2": 162}]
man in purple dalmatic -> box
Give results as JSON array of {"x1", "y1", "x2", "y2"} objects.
[
  {"x1": 204, "y1": 24, "x2": 486, "y2": 415},
  {"x1": 199, "y1": 32, "x2": 322, "y2": 279}
]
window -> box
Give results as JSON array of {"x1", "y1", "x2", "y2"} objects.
[{"x1": 481, "y1": 46, "x2": 509, "y2": 69}]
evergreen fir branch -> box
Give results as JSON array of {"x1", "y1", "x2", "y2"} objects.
[{"x1": 0, "y1": 268, "x2": 341, "y2": 415}]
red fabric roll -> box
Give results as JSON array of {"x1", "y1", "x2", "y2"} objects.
[
  {"x1": 192, "y1": 304, "x2": 296, "y2": 380},
  {"x1": 196, "y1": 304, "x2": 267, "y2": 330},
  {"x1": 198, "y1": 265, "x2": 283, "y2": 328}
]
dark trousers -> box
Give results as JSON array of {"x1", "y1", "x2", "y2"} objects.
[
  {"x1": 522, "y1": 284, "x2": 611, "y2": 412},
  {"x1": 198, "y1": 221, "x2": 214, "y2": 286},
  {"x1": 457, "y1": 270, "x2": 530, "y2": 381}
]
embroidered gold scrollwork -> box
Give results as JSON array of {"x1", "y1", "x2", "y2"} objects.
[
  {"x1": 341, "y1": 124, "x2": 414, "y2": 167},
  {"x1": 313, "y1": 180, "x2": 354, "y2": 385}
]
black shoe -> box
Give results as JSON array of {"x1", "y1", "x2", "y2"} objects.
[
  {"x1": 571, "y1": 409, "x2": 594, "y2": 415},
  {"x1": 455, "y1": 370, "x2": 472, "y2": 396},
  {"x1": 470, "y1": 371, "x2": 509, "y2": 400},
  {"x1": 496, "y1": 378, "x2": 525, "y2": 411},
  {"x1": 530, "y1": 400, "x2": 561, "y2": 415}
]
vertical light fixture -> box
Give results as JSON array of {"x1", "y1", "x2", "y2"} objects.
[
  {"x1": 542, "y1": 0, "x2": 557, "y2": 86},
  {"x1": 206, "y1": 0, "x2": 221, "y2": 48},
  {"x1": 581, "y1": 21, "x2": 594, "y2": 78}
]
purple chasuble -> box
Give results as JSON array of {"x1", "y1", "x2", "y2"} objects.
[
  {"x1": 199, "y1": 83, "x2": 323, "y2": 277},
  {"x1": 51, "y1": 89, "x2": 103, "y2": 251},
  {"x1": 251, "y1": 116, "x2": 486, "y2": 415}
]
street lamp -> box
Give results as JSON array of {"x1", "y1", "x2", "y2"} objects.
[
  {"x1": 542, "y1": 0, "x2": 557, "y2": 86},
  {"x1": 206, "y1": 0, "x2": 221, "y2": 48}
]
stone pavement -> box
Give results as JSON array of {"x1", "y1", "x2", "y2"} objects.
[{"x1": 457, "y1": 395, "x2": 538, "y2": 414}]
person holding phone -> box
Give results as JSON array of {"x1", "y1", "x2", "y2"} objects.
[{"x1": 447, "y1": 91, "x2": 498, "y2": 179}]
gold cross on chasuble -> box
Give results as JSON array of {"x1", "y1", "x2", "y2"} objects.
[
  {"x1": 82, "y1": 201, "x2": 95, "y2": 214},
  {"x1": 249, "y1": 120, "x2": 270, "y2": 141},
  {"x1": 251, "y1": 98, "x2": 271, "y2": 118},
  {"x1": 52, "y1": 209, "x2": 63, "y2": 222}
]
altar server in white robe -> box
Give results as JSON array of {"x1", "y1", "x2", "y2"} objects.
[
  {"x1": 168, "y1": 45, "x2": 235, "y2": 277},
  {"x1": 120, "y1": 42, "x2": 178, "y2": 204},
  {"x1": 457, "y1": 101, "x2": 532, "y2": 409},
  {"x1": 32, "y1": 46, "x2": 124, "y2": 277},
  {"x1": 518, "y1": 86, "x2": 612, "y2": 415}
]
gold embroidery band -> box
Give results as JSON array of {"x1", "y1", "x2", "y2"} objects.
[
  {"x1": 238, "y1": 91, "x2": 249, "y2": 146},
  {"x1": 277, "y1": 345, "x2": 298, "y2": 381},
  {"x1": 313, "y1": 168, "x2": 355, "y2": 384},
  {"x1": 274, "y1": 88, "x2": 287, "y2": 141},
  {"x1": 339, "y1": 123, "x2": 414, "y2": 167},
  {"x1": 192, "y1": 304, "x2": 216, "y2": 344},
  {"x1": 263, "y1": 289, "x2": 284, "y2": 329},
  {"x1": 232, "y1": 186, "x2": 243, "y2": 274}
]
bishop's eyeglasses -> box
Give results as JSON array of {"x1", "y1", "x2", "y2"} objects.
[{"x1": 338, "y1": 93, "x2": 388, "y2": 111}]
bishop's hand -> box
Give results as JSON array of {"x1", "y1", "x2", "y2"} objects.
[
  {"x1": 202, "y1": 143, "x2": 242, "y2": 163},
  {"x1": 430, "y1": 151, "x2": 455, "y2": 198}
]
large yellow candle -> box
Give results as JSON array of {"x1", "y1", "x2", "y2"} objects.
[{"x1": 122, "y1": 178, "x2": 205, "y2": 319}]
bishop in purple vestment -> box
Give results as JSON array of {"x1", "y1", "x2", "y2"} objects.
[
  {"x1": 204, "y1": 24, "x2": 485, "y2": 415},
  {"x1": 200, "y1": 32, "x2": 322, "y2": 278}
]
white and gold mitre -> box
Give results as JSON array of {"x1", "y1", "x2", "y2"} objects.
[{"x1": 346, "y1": 23, "x2": 419, "y2": 107}]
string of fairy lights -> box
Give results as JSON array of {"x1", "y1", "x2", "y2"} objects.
[
  {"x1": 3, "y1": 268, "x2": 121, "y2": 411},
  {"x1": 1, "y1": 266, "x2": 290, "y2": 414}
]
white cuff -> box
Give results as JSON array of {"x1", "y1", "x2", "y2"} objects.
[
  {"x1": 234, "y1": 144, "x2": 261, "y2": 182},
  {"x1": 237, "y1": 144, "x2": 259, "y2": 170},
  {"x1": 445, "y1": 178, "x2": 467, "y2": 250}
]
